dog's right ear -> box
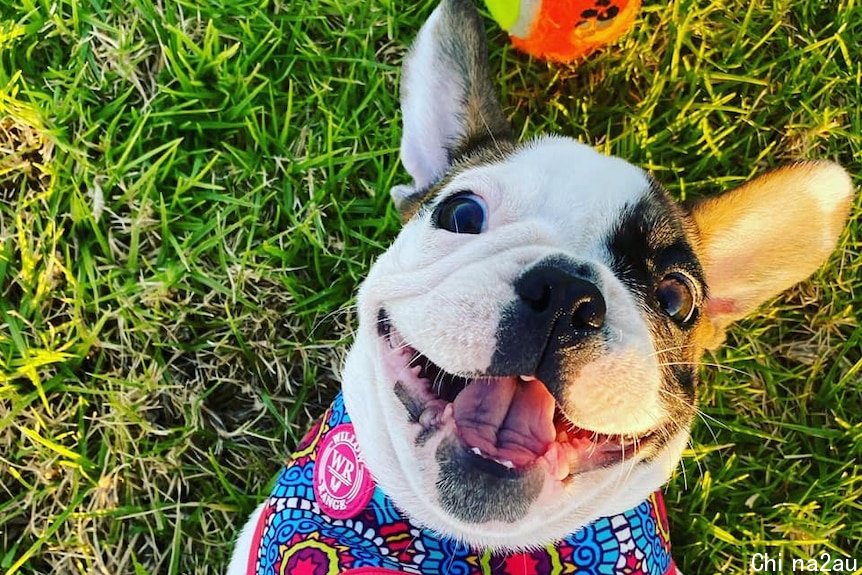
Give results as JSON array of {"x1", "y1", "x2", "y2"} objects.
[
  {"x1": 393, "y1": 0, "x2": 512, "y2": 216},
  {"x1": 690, "y1": 161, "x2": 855, "y2": 349}
]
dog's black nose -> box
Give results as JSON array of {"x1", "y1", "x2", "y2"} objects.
[
  {"x1": 515, "y1": 266, "x2": 606, "y2": 331},
  {"x1": 488, "y1": 258, "x2": 607, "y2": 388}
]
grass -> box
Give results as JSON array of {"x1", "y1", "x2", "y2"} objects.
[{"x1": 0, "y1": 0, "x2": 859, "y2": 573}]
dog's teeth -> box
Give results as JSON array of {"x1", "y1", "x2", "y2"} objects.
[
  {"x1": 520, "y1": 375, "x2": 537, "y2": 382},
  {"x1": 471, "y1": 447, "x2": 483, "y2": 456},
  {"x1": 497, "y1": 459, "x2": 515, "y2": 469},
  {"x1": 390, "y1": 331, "x2": 406, "y2": 350}
]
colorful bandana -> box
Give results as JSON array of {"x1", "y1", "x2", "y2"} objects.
[{"x1": 247, "y1": 394, "x2": 677, "y2": 575}]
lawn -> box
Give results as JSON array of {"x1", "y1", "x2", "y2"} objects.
[{"x1": 0, "y1": 0, "x2": 859, "y2": 573}]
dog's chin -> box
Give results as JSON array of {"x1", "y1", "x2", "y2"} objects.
[{"x1": 375, "y1": 309, "x2": 677, "y2": 531}]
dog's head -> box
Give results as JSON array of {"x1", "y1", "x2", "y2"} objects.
[{"x1": 342, "y1": 0, "x2": 854, "y2": 549}]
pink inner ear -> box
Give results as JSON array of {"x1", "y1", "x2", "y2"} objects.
[{"x1": 706, "y1": 297, "x2": 739, "y2": 317}]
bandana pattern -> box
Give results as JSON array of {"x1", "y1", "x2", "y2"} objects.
[{"x1": 247, "y1": 394, "x2": 677, "y2": 575}]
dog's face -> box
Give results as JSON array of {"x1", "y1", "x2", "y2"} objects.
[{"x1": 342, "y1": 0, "x2": 854, "y2": 549}]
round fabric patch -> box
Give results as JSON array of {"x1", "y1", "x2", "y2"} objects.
[{"x1": 313, "y1": 423, "x2": 374, "y2": 519}]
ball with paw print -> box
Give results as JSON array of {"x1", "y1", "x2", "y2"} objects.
[{"x1": 485, "y1": 0, "x2": 641, "y2": 62}]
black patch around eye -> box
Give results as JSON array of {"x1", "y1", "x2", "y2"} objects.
[
  {"x1": 606, "y1": 187, "x2": 704, "y2": 312},
  {"x1": 606, "y1": 196, "x2": 666, "y2": 301}
]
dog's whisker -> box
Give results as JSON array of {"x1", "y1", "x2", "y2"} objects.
[
  {"x1": 655, "y1": 359, "x2": 752, "y2": 378},
  {"x1": 407, "y1": 351, "x2": 423, "y2": 367},
  {"x1": 676, "y1": 438, "x2": 690, "y2": 491},
  {"x1": 687, "y1": 434, "x2": 707, "y2": 485},
  {"x1": 650, "y1": 344, "x2": 696, "y2": 357}
]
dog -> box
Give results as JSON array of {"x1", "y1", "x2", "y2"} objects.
[{"x1": 227, "y1": 1, "x2": 854, "y2": 573}]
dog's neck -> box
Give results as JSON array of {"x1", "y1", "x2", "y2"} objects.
[{"x1": 245, "y1": 394, "x2": 678, "y2": 575}]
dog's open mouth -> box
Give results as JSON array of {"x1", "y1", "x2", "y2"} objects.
[{"x1": 377, "y1": 310, "x2": 661, "y2": 480}]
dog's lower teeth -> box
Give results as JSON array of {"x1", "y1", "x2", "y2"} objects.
[{"x1": 468, "y1": 448, "x2": 514, "y2": 469}]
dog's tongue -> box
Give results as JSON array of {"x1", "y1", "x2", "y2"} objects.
[{"x1": 453, "y1": 376, "x2": 557, "y2": 467}]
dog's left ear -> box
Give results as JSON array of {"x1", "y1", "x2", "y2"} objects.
[
  {"x1": 392, "y1": 0, "x2": 513, "y2": 216},
  {"x1": 690, "y1": 161, "x2": 855, "y2": 348}
]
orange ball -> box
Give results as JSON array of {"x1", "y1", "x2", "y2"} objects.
[{"x1": 486, "y1": 0, "x2": 641, "y2": 63}]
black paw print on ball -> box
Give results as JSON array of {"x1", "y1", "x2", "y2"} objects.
[{"x1": 579, "y1": 0, "x2": 621, "y2": 26}]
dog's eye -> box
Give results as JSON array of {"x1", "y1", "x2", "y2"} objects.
[
  {"x1": 656, "y1": 273, "x2": 696, "y2": 324},
  {"x1": 434, "y1": 192, "x2": 487, "y2": 234}
]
